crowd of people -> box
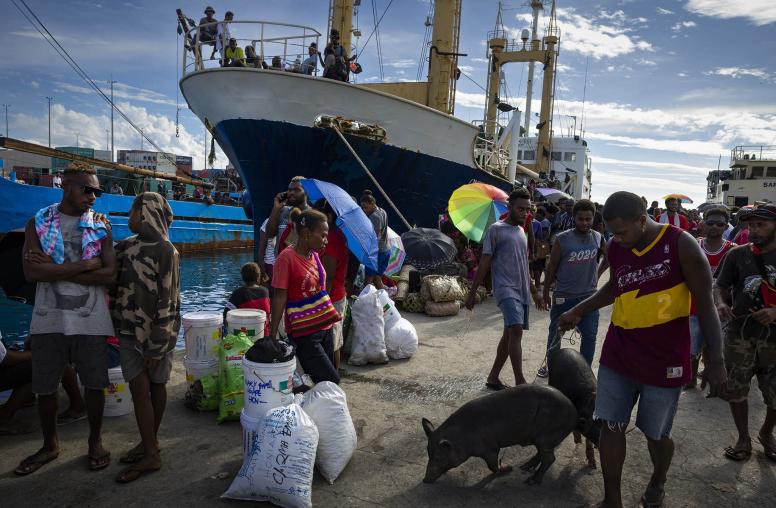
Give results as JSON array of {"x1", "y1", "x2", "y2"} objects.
[
  {"x1": 3, "y1": 162, "x2": 776, "y2": 505},
  {"x1": 194, "y1": 7, "x2": 358, "y2": 81}
]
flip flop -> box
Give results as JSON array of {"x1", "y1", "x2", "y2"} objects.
[
  {"x1": 14, "y1": 449, "x2": 60, "y2": 476},
  {"x1": 724, "y1": 445, "x2": 752, "y2": 461},
  {"x1": 485, "y1": 381, "x2": 509, "y2": 391},
  {"x1": 88, "y1": 451, "x2": 111, "y2": 471},
  {"x1": 115, "y1": 463, "x2": 161, "y2": 484},
  {"x1": 639, "y1": 491, "x2": 665, "y2": 508},
  {"x1": 758, "y1": 433, "x2": 776, "y2": 462},
  {"x1": 57, "y1": 410, "x2": 87, "y2": 426},
  {"x1": 120, "y1": 449, "x2": 145, "y2": 464}
]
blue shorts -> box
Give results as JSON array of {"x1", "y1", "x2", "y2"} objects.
[
  {"x1": 497, "y1": 298, "x2": 529, "y2": 330},
  {"x1": 689, "y1": 315, "x2": 704, "y2": 357},
  {"x1": 593, "y1": 364, "x2": 681, "y2": 440},
  {"x1": 365, "y1": 250, "x2": 391, "y2": 277}
]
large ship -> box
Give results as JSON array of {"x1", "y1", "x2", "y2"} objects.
[
  {"x1": 706, "y1": 145, "x2": 776, "y2": 207},
  {"x1": 178, "y1": 0, "x2": 589, "y2": 231}
]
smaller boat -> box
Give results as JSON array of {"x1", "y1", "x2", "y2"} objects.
[{"x1": 706, "y1": 145, "x2": 776, "y2": 207}]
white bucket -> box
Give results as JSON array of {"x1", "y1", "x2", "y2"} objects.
[
  {"x1": 182, "y1": 311, "x2": 223, "y2": 362},
  {"x1": 240, "y1": 409, "x2": 262, "y2": 461},
  {"x1": 227, "y1": 309, "x2": 267, "y2": 340},
  {"x1": 104, "y1": 366, "x2": 132, "y2": 417},
  {"x1": 377, "y1": 289, "x2": 401, "y2": 330},
  {"x1": 184, "y1": 356, "x2": 219, "y2": 383},
  {"x1": 242, "y1": 357, "x2": 296, "y2": 420}
]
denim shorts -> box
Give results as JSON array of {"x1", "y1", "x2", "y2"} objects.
[
  {"x1": 689, "y1": 315, "x2": 704, "y2": 357},
  {"x1": 593, "y1": 364, "x2": 681, "y2": 440},
  {"x1": 497, "y1": 298, "x2": 529, "y2": 330}
]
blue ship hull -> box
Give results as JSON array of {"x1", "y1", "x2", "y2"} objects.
[
  {"x1": 0, "y1": 177, "x2": 253, "y2": 250},
  {"x1": 215, "y1": 119, "x2": 512, "y2": 231}
]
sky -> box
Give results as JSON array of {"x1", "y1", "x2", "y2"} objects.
[{"x1": 1, "y1": 0, "x2": 775, "y2": 204}]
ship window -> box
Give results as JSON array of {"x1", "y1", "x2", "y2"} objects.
[
  {"x1": 767, "y1": 167, "x2": 776, "y2": 177},
  {"x1": 752, "y1": 167, "x2": 764, "y2": 177},
  {"x1": 517, "y1": 150, "x2": 522, "y2": 158},
  {"x1": 735, "y1": 196, "x2": 748, "y2": 207},
  {"x1": 564, "y1": 152, "x2": 577, "y2": 162},
  {"x1": 551, "y1": 151, "x2": 562, "y2": 161},
  {"x1": 523, "y1": 150, "x2": 535, "y2": 160}
]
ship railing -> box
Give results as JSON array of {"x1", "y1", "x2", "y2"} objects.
[
  {"x1": 181, "y1": 20, "x2": 322, "y2": 76},
  {"x1": 473, "y1": 136, "x2": 509, "y2": 177},
  {"x1": 730, "y1": 145, "x2": 776, "y2": 165}
]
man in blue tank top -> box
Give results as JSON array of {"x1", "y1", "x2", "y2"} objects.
[{"x1": 538, "y1": 199, "x2": 606, "y2": 377}]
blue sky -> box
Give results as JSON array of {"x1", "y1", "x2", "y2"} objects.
[{"x1": 1, "y1": 0, "x2": 775, "y2": 204}]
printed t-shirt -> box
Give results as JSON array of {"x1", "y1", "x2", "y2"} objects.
[
  {"x1": 225, "y1": 286, "x2": 270, "y2": 336},
  {"x1": 602, "y1": 225, "x2": 691, "y2": 387},
  {"x1": 322, "y1": 227, "x2": 349, "y2": 302},
  {"x1": 553, "y1": 229, "x2": 602, "y2": 299}
]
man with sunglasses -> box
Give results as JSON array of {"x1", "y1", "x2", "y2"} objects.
[
  {"x1": 686, "y1": 207, "x2": 736, "y2": 389},
  {"x1": 715, "y1": 204, "x2": 776, "y2": 463},
  {"x1": 15, "y1": 162, "x2": 116, "y2": 476}
]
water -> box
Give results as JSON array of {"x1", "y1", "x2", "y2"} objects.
[{"x1": 0, "y1": 249, "x2": 255, "y2": 350}]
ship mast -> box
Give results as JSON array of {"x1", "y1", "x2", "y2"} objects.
[
  {"x1": 426, "y1": 0, "x2": 463, "y2": 114},
  {"x1": 523, "y1": 0, "x2": 544, "y2": 136},
  {"x1": 329, "y1": 0, "x2": 354, "y2": 57},
  {"x1": 484, "y1": 0, "x2": 559, "y2": 175}
]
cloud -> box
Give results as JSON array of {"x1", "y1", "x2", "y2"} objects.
[
  {"x1": 13, "y1": 103, "x2": 221, "y2": 172},
  {"x1": 706, "y1": 66, "x2": 772, "y2": 81},
  {"x1": 386, "y1": 59, "x2": 415, "y2": 69},
  {"x1": 470, "y1": 57, "x2": 489, "y2": 63},
  {"x1": 678, "y1": 72, "x2": 688, "y2": 77},
  {"x1": 512, "y1": 8, "x2": 653, "y2": 59},
  {"x1": 55, "y1": 81, "x2": 178, "y2": 107},
  {"x1": 672, "y1": 20, "x2": 697, "y2": 32},
  {"x1": 458, "y1": 65, "x2": 475, "y2": 74},
  {"x1": 686, "y1": 0, "x2": 776, "y2": 26},
  {"x1": 656, "y1": 7, "x2": 674, "y2": 15},
  {"x1": 637, "y1": 59, "x2": 658, "y2": 66},
  {"x1": 31, "y1": 80, "x2": 40, "y2": 89}
]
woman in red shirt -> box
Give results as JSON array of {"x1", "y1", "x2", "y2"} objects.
[
  {"x1": 269, "y1": 208, "x2": 342, "y2": 383},
  {"x1": 314, "y1": 200, "x2": 350, "y2": 369}
]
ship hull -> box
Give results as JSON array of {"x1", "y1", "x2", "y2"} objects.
[{"x1": 180, "y1": 69, "x2": 512, "y2": 230}]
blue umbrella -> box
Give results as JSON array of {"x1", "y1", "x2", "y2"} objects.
[{"x1": 300, "y1": 179, "x2": 379, "y2": 272}]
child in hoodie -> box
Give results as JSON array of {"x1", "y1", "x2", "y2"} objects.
[{"x1": 112, "y1": 193, "x2": 181, "y2": 483}]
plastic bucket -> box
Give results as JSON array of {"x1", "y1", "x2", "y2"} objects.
[
  {"x1": 184, "y1": 356, "x2": 219, "y2": 383},
  {"x1": 227, "y1": 309, "x2": 266, "y2": 340},
  {"x1": 104, "y1": 366, "x2": 132, "y2": 417},
  {"x1": 242, "y1": 357, "x2": 296, "y2": 420},
  {"x1": 240, "y1": 409, "x2": 262, "y2": 461},
  {"x1": 182, "y1": 311, "x2": 223, "y2": 362}
]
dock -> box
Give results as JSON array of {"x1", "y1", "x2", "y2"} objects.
[{"x1": 0, "y1": 297, "x2": 771, "y2": 507}]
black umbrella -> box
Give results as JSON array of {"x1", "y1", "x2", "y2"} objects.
[{"x1": 400, "y1": 228, "x2": 457, "y2": 270}]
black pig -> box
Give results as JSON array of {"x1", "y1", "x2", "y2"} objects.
[
  {"x1": 547, "y1": 347, "x2": 601, "y2": 468},
  {"x1": 421, "y1": 384, "x2": 576, "y2": 485}
]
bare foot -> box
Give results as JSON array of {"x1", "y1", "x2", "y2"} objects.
[{"x1": 116, "y1": 453, "x2": 161, "y2": 483}]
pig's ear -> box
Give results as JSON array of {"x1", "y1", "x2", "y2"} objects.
[{"x1": 422, "y1": 418, "x2": 435, "y2": 437}]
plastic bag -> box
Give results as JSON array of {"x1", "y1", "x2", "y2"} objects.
[
  {"x1": 218, "y1": 333, "x2": 254, "y2": 423},
  {"x1": 245, "y1": 337, "x2": 295, "y2": 363},
  {"x1": 385, "y1": 318, "x2": 419, "y2": 359},
  {"x1": 299, "y1": 382, "x2": 357, "y2": 484},
  {"x1": 348, "y1": 285, "x2": 389, "y2": 365},
  {"x1": 376, "y1": 289, "x2": 402, "y2": 330},
  {"x1": 223, "y1": 403, "x2": 319, "y2": 508},
  {"x1": 184, "y1": 374, "x2": 219, "y2": 411}
]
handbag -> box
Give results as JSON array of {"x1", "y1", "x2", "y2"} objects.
[
  {"x1": 752, "y1": 245, "x2": 776, "y2": 308},
  {"x1": 285, "y1": 251, "x2": 341, "y2": 336}
]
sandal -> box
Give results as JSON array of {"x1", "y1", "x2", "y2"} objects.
[
  {"x1": 724, "y1": 444, "x2": 752, "y2": 461},
  {"x1": 88, "y1": 451, "x2": 111, "y2": 471},
  {"x1": 639, "y1": 490, "x2": 665, "y2": 508},
  {"x1": 485, "y1": 381, "x2": 509, "y2": 391},
  {"x1": 14, "y1": 448, "x2": 60, "y2": 476},
  {"x1": 115, "y1": 463, "x2": 161, "y2": 484},
  {"x1": 758, "y1": 433, "x2": 776, "y2": 463}
]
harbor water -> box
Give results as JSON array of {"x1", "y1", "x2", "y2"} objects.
[{"x1": 0, "y1": 249, "x2": 255, "y2": 350}]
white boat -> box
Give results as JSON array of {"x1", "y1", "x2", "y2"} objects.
[{"x1": 707, "y1": 145, "x2": 776, "y2": 207}]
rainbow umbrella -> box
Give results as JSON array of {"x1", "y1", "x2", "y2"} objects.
[
  {"x1": 662, "y1": 193, "x2": 693, "y2": 204},
  {"x1": 384, "y1": 227, "x2": 405, "y2": 276},
  {"x1": 448, "y1": 183, "x2": 509, "y2": 242}
]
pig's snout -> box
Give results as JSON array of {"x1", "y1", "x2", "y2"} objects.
[{"x1": 423, "y1": 463, "x2": 444, "y2": 484}]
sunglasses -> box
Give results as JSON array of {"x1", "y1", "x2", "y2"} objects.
[
  {"x1": 704, "y1": 220, "x2": 727, "y2": 227},
  {"x1": 80, "y1": 185, "x2": 103, "y2": 197}
]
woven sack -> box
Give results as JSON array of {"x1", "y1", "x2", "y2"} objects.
[
  {"x1": 425, "y1": 300, "x2": 460, "y2": 317},
  {"x1": 426, "y1": 275, "x2": 464, "y2": 303},
  {"x1": 402, "y1": 293, "x2": 424, "y2": 313}
]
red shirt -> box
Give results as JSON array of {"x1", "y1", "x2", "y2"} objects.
[
  {"x1": 272, "y1": 248, "x2": 331, "y2": 335},
  {"x1": 657, "y1": 212, "x2": 689, "y2": 231},
  {"x1": 690, "y1": 238, "x2": 735, "y2": 315},
  {"x1": 322, "y1": 227, "x2": 349, "y2": 302},
  {"x1": 603, "y1": 225, "x2": 691, "y2": 387}
]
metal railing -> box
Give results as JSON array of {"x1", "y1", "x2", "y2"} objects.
[
  {"x1": 730, "y1": 145, "x2": 776, "y2": 164},
  {"x1": 181, "y1": 20, "x2": 321, "y2": 76}
]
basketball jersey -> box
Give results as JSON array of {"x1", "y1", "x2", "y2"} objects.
[
  {"x1": 602, "y1": 225, "x2": 691, "y2": 387},
  {"x1": 689, "y1": 238, "x2": 734, "y2": 315}
]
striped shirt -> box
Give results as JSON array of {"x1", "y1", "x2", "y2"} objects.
[{"x1": 601, "y1": 225, "x2": 691, "y2": 387}]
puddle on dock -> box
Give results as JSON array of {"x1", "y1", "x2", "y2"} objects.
[{"x1": 342, "y1": 372, "x2": 484, "y2": 403}]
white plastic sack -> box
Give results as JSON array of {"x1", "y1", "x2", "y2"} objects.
[
  {"x1": 348, "y1": 285, "x2": 389, "y2": 365},
  {"x1": 377, "y1": 289, "x2": 402, "y2": 330},
  {"x1": 385, "y1": 318, "x2": 419, "y2": 360},
  {"x1": 223, "y1": 403, "x2": 319, "y2": 508},
  {"x1": 300, "y1": 381, "x2": 357, "y2": 484}
]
